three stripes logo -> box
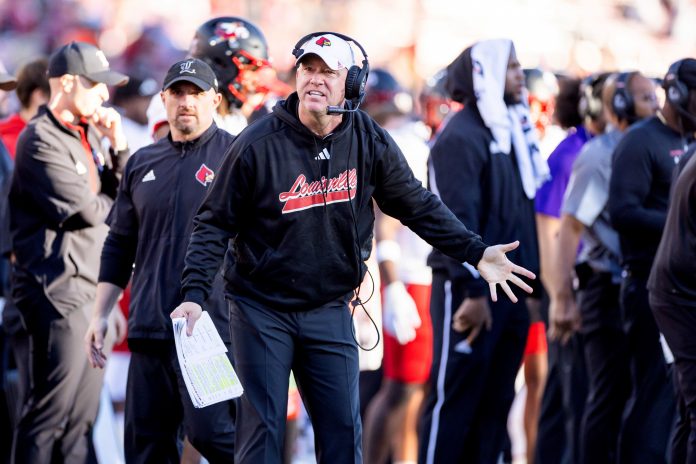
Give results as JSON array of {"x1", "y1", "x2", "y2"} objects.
[{"x1": 314, "y1": 148, "x2": 331, "y2": 160}]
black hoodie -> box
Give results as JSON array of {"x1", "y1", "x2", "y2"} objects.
[
  {"x1": 428, "y1": 47, "x2": 540, "y2": 296},
  {"x1": 182, "y1": 92, "x2": 488, "y2": 311}
]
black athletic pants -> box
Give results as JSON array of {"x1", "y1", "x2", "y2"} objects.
[
  {"x1": 228, "y1": 295, "x2": 361, "y2": 464},
  {"x1": 418, "y1": 272, "x2": 529, "y2": 464},
  {"x1": 651, "y1": 295, "x2": 696, "y2": 464},
  {"x1": 577, "y1": 271, "x2": 629, "y2": 464},
  {"x1": 124, "y1": 340, "x2": 236, "y2": 464},
  {"x1": 617, "y1": 273, "x2": 675, "y2": 464}
]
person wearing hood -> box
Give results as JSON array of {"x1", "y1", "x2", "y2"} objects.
[
  {"x1": 170, "y1": 32, "x2": 536, "y2": 463},
  {"x1": 419, "y1": 39, "x2": 548, "y2": 464}
]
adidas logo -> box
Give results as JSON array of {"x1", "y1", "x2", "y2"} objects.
[
  {"x1": 314, "y1": 148, "x2": 331, "y2": 160},
  {"x1": 142, "y1": 170, "x2": 156, "y2": 182}
]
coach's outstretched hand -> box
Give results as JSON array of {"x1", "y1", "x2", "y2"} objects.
[
  {"x1": 170, "y1": 301, "x2": 203, "y2": 336},
  {"x1": 476, "y1": 241, "x2": 535, "y2": 303}
]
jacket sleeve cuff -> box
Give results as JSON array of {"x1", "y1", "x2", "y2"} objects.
[
  {"x1": 466, "y1": 243, "x2": 487, "y2": 269},
  {"x1": 109, "y1": 147, "x2": 130, "y2": 174},
  {"x1": 183, "y1": 289, "x2": 207, "y2": 306}
]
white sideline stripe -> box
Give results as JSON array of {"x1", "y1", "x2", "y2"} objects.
[{"x1": 425, "y1": 279, "x2": 452, "y2": 464}]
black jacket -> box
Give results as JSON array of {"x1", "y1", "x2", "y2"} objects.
[
  {"x1": 427, "y1": 105, "x2": 540, "y2": 296},
  {"x1": 182, "y1": 93, "x2": 488, "y2": 311},
  {"x1": 99, "y1": 123, "x2": 235, "y2": 340},
  {"x1": 648, "y1": 145, "x2": 696, "y2": 308},
  {"x1": 608, "y1": 116, "x2": 688, "y2": 275},
  {"x1": 10, "y1": 106, "x2": 127, "y2": 315},
  {"x1": 0, "y1": 140, "x2": 12, "y2": 296}
]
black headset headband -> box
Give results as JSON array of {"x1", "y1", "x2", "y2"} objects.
[{"x1": 292, "y1": 31, "x2": 369, "y2": 65}]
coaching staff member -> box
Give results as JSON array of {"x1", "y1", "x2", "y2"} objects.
[
  {"x1": 85, "y1": 58, "x2": 237, "y2": 463},
  {"x1": 607, "y1": 59, "x2": 696, "y2": 464},
  {"x1": 9, "y1": 41, "x2": 129, "y2": 464},
  {"x1": 171, "y1": 32, "x2": 536, "y2": 463},
  {"x1": 648, "y1": 59, "x2": 696, "y2": 464}
]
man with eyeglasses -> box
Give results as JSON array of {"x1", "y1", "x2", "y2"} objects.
[{"x1": 9, "y1": 41, "x2": 129, "y2": 464}]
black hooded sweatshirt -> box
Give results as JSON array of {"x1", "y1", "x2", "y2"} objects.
[
  {"x1": 427, "y1": 47, "x2": 540, "y2": 297},
  {"x1": 182, "y1": 93, "x2": 488, "y2": 311}
]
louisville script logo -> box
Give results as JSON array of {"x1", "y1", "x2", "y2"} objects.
[{"x1": 279, "y1": 169, "x2": 357, "y2": 214}]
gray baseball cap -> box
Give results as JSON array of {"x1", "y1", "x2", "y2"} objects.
[{"x1": 48, "y1": 41, "x2": 129, "y2": 86}]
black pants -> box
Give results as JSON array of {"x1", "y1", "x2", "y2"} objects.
[
  {"x1": 618, "y1": 274, "x2": 675, "y2": 464},
  {"x1": 11, "y1": 291, "x2": 104, "y2": 464},
  {"x1": 535, "y1": 334, "x2": 587, "y2": 464},
  {"x1": 418, "y1": 273, "x2": 529, "y2": 464},
  {"x1": 228, "y1": 296, "x2": 361, "y2": 464},
  {"x1": 578, "y1": 272, "x2": 629, "y2": 464},
  {"x1": 534, "y1": 286, "x2": 587, "y2": 464},
  {"x1": 651, "y1": 296, "x2": 696, "y2": 464},
  {"x1": 124, "y1": 341, "x2": 236, "y2": 464},
  {"x1": 1, "y1": 298, "x2": 29, "y2": 428}
]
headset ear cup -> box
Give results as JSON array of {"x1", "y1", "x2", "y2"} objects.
[
  {"x1": 578, "y1": 95, "x2": 588, "y2": 120},
  {"x1": 355, "y1": 65, "x2": 368, "y2": 105},
  {"x1": 667, "y1": 80, "x2": 689, "y2": 108},
  {"x1": 588, "y1": 93, "x2": 602, "y2": 119},
  {"x1": 345, "y1": 65, "x2": 361, "y2": 101},
  {"x1": 612, "y1": 91, "x2": 627, "y2": 120},
  {"x1": 612, "y1": 73, "x2": 636, "y2": 122}
]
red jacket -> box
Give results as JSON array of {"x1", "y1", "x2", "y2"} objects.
[{"x1": 0, "y1": 113, "x2": 26, "y2": 159}]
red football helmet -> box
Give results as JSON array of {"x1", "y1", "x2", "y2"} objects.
[{"x1": 190, "y1": 17, "x2": 272, "y2": 108}]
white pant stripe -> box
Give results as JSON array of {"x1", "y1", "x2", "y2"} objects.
[{"x1": 425, "y1": 279, "x2": 453, "y2": 464}]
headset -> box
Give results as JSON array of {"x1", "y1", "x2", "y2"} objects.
[
  {"x1": 292, "y1": 32, "x2": 370, "y2": 115},
  {"x1": 663, "y1": 59, "x2": 696, "y2": 132},
  {"x1": 664, "y1": 59, "x2": 690, "y2": 111},
  {"x1": 578, "y1": 74, "x2": 605, "y2": 121},
  {"x1": 612, "y1": 71, "x2": 637, "y2": 123}
]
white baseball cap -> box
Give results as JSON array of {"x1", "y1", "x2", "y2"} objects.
[{"x1": 294, "y1": 34, "x2": 355, "y2": 71}]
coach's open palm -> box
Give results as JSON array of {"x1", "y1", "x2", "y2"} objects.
[{"x1": 476, "y1": 241, "x2": 535, "y2": 303}]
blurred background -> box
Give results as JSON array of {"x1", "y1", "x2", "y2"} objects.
[{"x1": 0, "y1": 0, "x2": 695, "y2": 110}]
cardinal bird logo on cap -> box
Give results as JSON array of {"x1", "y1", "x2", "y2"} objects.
[
  {"x1": 316, "y1": 37, "x2": 331, "y2": 47},
  {"x1": 195, "y1": 163, "x2": 215, "y2": 186}
]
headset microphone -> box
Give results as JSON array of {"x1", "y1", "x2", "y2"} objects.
[{"x1": 326, "y1": 101, "x2": 361, "y2": 115}]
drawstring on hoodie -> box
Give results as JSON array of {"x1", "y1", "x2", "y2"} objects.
[
  {"x1": 342, "y1": 118, "x2": 380, "y2": 352},
  {"x1": 290, "y1": 96, "x2": 380, "y2": 350}
]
